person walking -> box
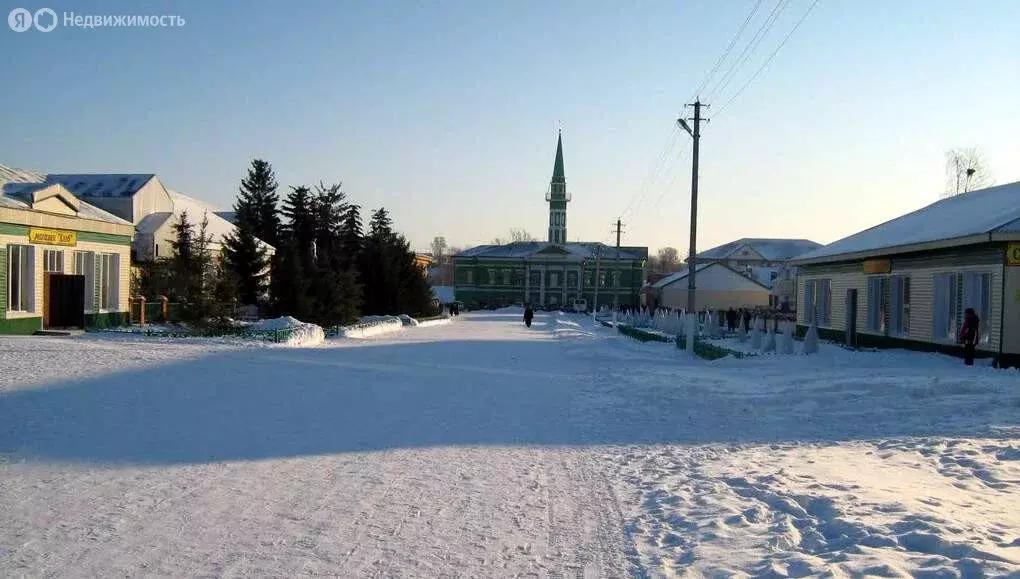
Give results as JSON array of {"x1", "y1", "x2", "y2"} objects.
[
  {"x1": 959, "y1": 307, "x2": 980, "y2": 366},
  {"x1": 523, "y1": 305, "x2": 535, "y2": 328}
]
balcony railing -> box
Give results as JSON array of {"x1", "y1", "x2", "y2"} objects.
[{"x1": 545, "y1": 191, "x2": 571, "y2": 202}]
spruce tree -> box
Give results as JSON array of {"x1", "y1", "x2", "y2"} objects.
[
  {"x1": 339, "y1": 204, "x2": 363, "y2": 268},
  {"x1": 236, "y1": 159, "x2": 281, "y2": 248},
  {"x1": 222, "y1": 225, "x2": 269, "y2": 305},
  {"x1": 282, "y1": 186, "x2": 317, "y2": 269}
]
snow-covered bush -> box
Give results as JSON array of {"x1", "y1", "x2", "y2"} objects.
[
  {"x1": 750, "y1": 317, "x2": 762, "y2": 349},
  {"x1": 338, "y1": 316, "x2": 403, "y2": 338},
  {"x1": 762, "y1": 321, "x2": 776, "y2": 352},
  {"x1": 250, "y1": 316, "x2": 326, "y2": 346},
  {"x1": 803, "y1": 321, "x2": 819, "y2": 354},
  {"x1": 779, "y1": 321, "x2": 795, "y2": 354}
]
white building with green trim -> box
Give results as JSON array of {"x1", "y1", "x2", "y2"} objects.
[
  {"x1": 1, "y1": 182, "x2": 133, "y2": 334},
  {"x1": 453, "y1": 132, "x2": 648, "y2": 309}
]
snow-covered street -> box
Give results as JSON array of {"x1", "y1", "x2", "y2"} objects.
[{"x1": 1, "y1": 311, "x2": 1018, "y2": 577}]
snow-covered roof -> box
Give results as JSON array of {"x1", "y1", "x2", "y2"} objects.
[
  {"x1": 696, "y1": 238, "x2": 822, "y2": 262},
  {"x1": 45, "y1": 173, "x2": 155, "y2": 198},
  {"x1": 166, "y1": 190, "x2": 246, "y2": 247},
  {"x1": 0, "y1": 180, "x2": 132, "y2": 226},
  {"x1": 794, "y1": 180, "x2": 1020, "y2": 263},
  {"x1": 650, "y1": 263, "x2": 713, "y2": 289},
  {"x1": 456, "y1": 242, "x2": 647, "y2": 261},
  {"x1": 652, "y1": 262, "x2": 772, "y2": 290}
]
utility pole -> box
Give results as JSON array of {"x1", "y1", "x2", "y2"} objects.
[
  {"x1": 612, "y1": 220, "x2": 625, "y2": 324},
  {"x1": 678, "y1": 100, "x2": 708, "y2": 317},
  {"x1": 592, "y1": 245, "x2": 603, "y2": 321}
]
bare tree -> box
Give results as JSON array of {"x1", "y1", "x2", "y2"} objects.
[
  {"x1": 492, "y1": 229, "x2": 535, "y2": 245},
  {"x1": 430, "y1": 236, "x2": 447, "y2": 262},
  {"x1": 944, "y1": 148, "x2": 994, "y2": 197},
  {"x1": 657, "y1": 247, "x2": 680, "y2": 272}
]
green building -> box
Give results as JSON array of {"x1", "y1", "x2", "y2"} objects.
[{"x1": 453, "y1": 133, "x2": 648, "y2": 310}]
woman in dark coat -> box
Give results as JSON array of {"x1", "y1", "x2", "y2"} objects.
[
  {"x1": 959, "y1": 307, "x2": 980, "y2": 366},
  {"x1": 523, "y1": 305, "x2": 535, "y2": 328}
]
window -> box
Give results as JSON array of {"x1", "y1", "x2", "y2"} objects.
[
  {"x1": 803, "y1": 278, "x2": 831, "y2": 326},
  {"x1": 511, "y1": 270, "x2": 524, "y2": 287},
  {"x1": 74, "y1": 251, "x2": 96, "y2": 310},
  {"x1": 488, "y1": 268, "x2": 496, "y2": 285},
  {"x1": 7, "y1": 245, "x2": 34, "y2": 312},
  {"x1": 43, "y1": 249, "x2": 64, "y2": 273},
  {"x1": 502, "y1": 269, "x2": 510, "y2": 286},
  {"x1": 963, "y1": 271, "x2": 992, "y2": 345},
  {"x1": 465, "y1": 270, "x2": 473, "y2": 285},
  {"x1": 934, "y1": 272, "x2": 991, "y2": 344},
  {"x1": 866, "y1": 276, "x2": 888, "y2": 333},
  {"x1": 550, "y1": 272, "x2": 559, "y2": 287},
  {"x1": 566, "y1": 271, "x2": 578, "y2": 288},
  {"x1": 612, "y1": 271, "x2": 620, "y2": 288},
  {"x1": 98, "y1": 253, "x2": 119, "y2": 310},
  {"x1": 890, "y1": 276, "x2": 910, "y2": 336},
  {"x1": 598, "y1": 271, "x2": 606, "y2": 288},
  {"x1": 529, "y1": 270, "x2": 541, "y2": 286}
]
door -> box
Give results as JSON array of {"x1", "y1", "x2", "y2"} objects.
[
  {"x1": 46, "y1": 274, "x2": 86, "y2": 329},
  {"x1": 845, "y1": 288, "x2": 858, "y2": 348}
]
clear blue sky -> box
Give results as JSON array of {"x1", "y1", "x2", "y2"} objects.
[{"x1": 1, "y1": 0, "x2": 1018, "y2": 254}]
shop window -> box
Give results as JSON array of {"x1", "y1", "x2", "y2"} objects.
[
  {"x1": 934, "y1": 272, "x2": 991, "y2": 344},
  {"x1": 7, "y1": 245, "x2": 34, "y2": 312},
  {"x1": 43, "y1": 249, "x2": 64, "y2": 273},
  {"x1": 99, "y1": 253, "x2": 119, "y2": 311},
  {"x1": 803, "y1": 278, "x2": 831, "y2": 326},
  {"x1": 74, "y1": 251, "x2": 96, "y2": 310}
]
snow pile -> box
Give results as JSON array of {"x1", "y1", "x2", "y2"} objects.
[
  {"x1": 416, "y1": 317, "x2": 452, "y2": 328},
  {"x1": 337, "y1": 316, "x2": 403, "y2": 338},
  {"x1": 249, "y1": 316, "x2": 325, "y2": 346},
  {"x1": 398, "y1": 314, "x2": 420, "y2": 327}
]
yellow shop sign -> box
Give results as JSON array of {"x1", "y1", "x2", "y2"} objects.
[{"x1": 29, "y1": 228, "x2": 77, "y2": 247}]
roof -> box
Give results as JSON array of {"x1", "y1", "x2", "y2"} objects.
[
  {"x1": 166, "y1": 190, "x2": 246, "y2": 246},
  {"x1": 651, "y1": 262, "x2": 772, "y2": 290},
  {"x1": 45, "y1": 173, "x2": 155, "y2": 198},
  {"x1": 794, "y1": 180, "x2": 1020, "y2": 264},
  {"x1": 0, "y1": 180, "x2": 132, "y2": 226},
  {"x1": 696, "y1": 238, "x2": 822, "y2": 262},
  {"x1": 650, "y1": 263, "x2": 713, "y2": 288},
  {"x1": 455, "y1": 241, "x2": 647, "y2": 261},
  {"x1": 552, "y1": 131, "x2": 565, "y2": 183}
]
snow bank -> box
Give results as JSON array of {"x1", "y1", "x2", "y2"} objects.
[
  {"x1": 249, "y1": 316, "x2": 325, "y2": 347},
  {"x1": 416, "y1": 317, "x2": 452, "y2": 328},
  {"x1": 337, "y1": 316, "x2": 404, "y2": 339}
]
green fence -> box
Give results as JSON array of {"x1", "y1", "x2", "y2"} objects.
[
  {"x1": 612, "y1": 323, "x2": 748, "y2": 360},
  {"x1": 89, "y1": 325, "x2": 298, "y2": 344}
]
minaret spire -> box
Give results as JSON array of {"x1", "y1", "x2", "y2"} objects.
[{"x1": 547, "y1": 130, "x2": 569, "y2": 244}]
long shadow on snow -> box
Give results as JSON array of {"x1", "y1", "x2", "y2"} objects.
[{"x1": 0, "y1": 331, "x2": 1016, "y2": 465}]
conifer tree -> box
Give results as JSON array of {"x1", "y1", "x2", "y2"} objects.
[
  {"x1": 222, "y1": 225, "x2": 269, "y2": 305},
  {"x1": 236, "y1": 159, "x2": 281, "y2": 248}
]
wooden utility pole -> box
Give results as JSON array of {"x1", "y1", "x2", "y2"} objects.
[{"x1": 678, "y1": 100, "x2": 708, "y2": 316}]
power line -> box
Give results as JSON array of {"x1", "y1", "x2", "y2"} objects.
[
  {"x1": 690, "y1": 0, "x2": 766, "y2": 101},
  {"x1": 715, "y1": 0, "x2": 821, "y2": 116},
  {"x1": 649, "y1": 139, "x2": 693, "y2": 212},
  {"x1": 618, "y1": 124, "x2": 682, "y2": 222},
  {"x1": 704, "y1": 0, "x2": 792, "y2": 103}
]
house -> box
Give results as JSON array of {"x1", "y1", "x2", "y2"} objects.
[
  {"x1": 691, "y1": 238, "x2": 822, "y2": 310},
  {"x1": 0, "y1": 181, "x2": 133, "y2": 333},
  {"x1": 0, "y1": 166, "x2": 274, "y2": 262},
  {"x1": 413, "y1": 253, "x2": 433, "y2": 276},
  {"x1": 453, "y1": 132, "x2": 648, "y2": 309},
  {"x1": 648, "y1": 262, "x2": 771, "y2": 311},
  {"x1": 791, "y1": 180, "x2": 1020, "y2": 366},
  {"x1": 454, "y1": 242, "x2": 647, "y2": 309}
]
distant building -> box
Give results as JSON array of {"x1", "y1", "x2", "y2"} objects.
[
  {"x1": 648, "y1": 262, "x2": 770, "y2": 311},
  {"x1": 413, "y1": 253, "x2": 433, "y2": 276},
  {"x1": 792, "y1": 181, "x2": 1020, "y2": 367},
  {"x1": 691, "y1": 238, "x2": 822, "y2": 310},
  {"x1": 0, "y1": 165, "x2": 274, "y2": 263},
  {"x1": 0, "y1": 181, "x2": 133, "y2": 334},
  {"x1": 454, "y1": 133, "x2": 647, "y2": 309}
]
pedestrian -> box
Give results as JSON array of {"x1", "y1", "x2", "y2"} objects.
[
  {"x1": 726, "y1": 307, "x2": 737, "y2": 332},
  {"x1": 959, "y1": 307, "x2": 980, "y2": 366},
  {"x1": 742, "y1": 309, "x2": 751, "y2": 332},
  {"x1": 523, "y1": 304, "x2": 534, "y2": 328}
]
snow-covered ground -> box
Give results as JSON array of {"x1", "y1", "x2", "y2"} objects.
[{"x1": 0, "y1": 310, "x2": 1017, "y2": 576}]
